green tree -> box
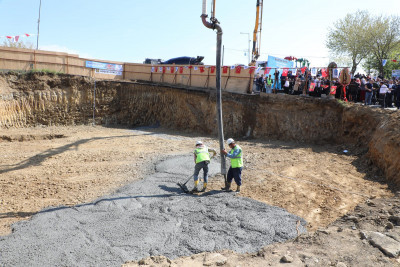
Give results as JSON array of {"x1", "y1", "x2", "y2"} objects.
[
  {"x1": 326, "y1": 10, "x2": 371, "y2": 75},
  {"x1": 1, "y1": 39, "x2": 34, "y2": 49},
  {"x1": 367, "y1": 14, "x2": 400, "y2": 76}
]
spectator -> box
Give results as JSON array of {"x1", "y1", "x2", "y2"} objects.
[
  {"x1": 365, "y1": 79, "x2": 373, "y2": 105},
  {"x1": 379, "y1": 81, "x2": 389, "y2": 108}
]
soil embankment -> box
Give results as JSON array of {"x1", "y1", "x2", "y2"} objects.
[{"x1": 1, "y1": 72, "x2": 399, "y2": 186}]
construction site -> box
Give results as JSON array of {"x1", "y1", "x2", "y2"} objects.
[{"x1": 1, "y1": 0, "x2": 400, "y2": 266}]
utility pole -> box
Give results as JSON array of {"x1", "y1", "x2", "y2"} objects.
[
  {"x1": 240, "y1": 32, "x2": 250, "y2": 65},
  {"x1": 36, "y1": 0, "x2": 42, "y2": 50}
]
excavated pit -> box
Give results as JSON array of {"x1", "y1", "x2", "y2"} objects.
[{"x1": 0, "y1": 72, "x2": 399, "y2": 266}]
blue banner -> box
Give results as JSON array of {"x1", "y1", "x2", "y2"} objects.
[
  {"x1": 267, "y1": 55, "x2": 294, "y2": 69},
  {"x1": 85, "y1": 61, "x2": 123, "y2": 72}
]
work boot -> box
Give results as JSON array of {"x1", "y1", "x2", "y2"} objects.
[
  {"x1": 221, "y1": 182, "x2": 231, "y2": 192},
  {"x1": 236, "y1": 185, "x2": 241, "y2": 192},
  {"x1": 200, "y1": 183, "x2": 207, "y2": 192}
]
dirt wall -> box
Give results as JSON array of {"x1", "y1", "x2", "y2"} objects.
[{"x1": 1, "y1": 73, "x2": 399, "y2": 185}]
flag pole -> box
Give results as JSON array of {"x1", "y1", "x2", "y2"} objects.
[{"x1": 36, "y1": 0, "x2": 42, "y2": 50}]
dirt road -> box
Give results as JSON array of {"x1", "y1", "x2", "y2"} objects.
[{"x1": 1, "y1": 125, "x2": 398, "y2": 266}]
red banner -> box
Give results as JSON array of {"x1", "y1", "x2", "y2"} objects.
[
  {"x1": 162, "y1": 67, "x2": 166, "y2": 73},
  {"x1": 179, "y1": 67, "x2": 183, "y2": 74},
  {"x1": 223, "y1": 66, "x2": 228, "y2": 74},
  {"x1": 264, "y1": 67, "x2": 271, "y2": 75},
  {"x1": 235, "y1": 66, "x2": 241, "y2": 74},
  {"x1": 330, "y1": 86, "x2": 337, "y2": 95},
  {"x1": 301, "y1": 67, "x2": 307, "y2": 74},
  {"x1": 282, "y1": 68, "x2": 289, "y2": 77},
  {"x1": 309, "y1": 83, "x2": 316, "y2": 92},
  {"x1": 200, "y1": 67, "x2": 205, "y2": 73},
  {"x1": 170, "y1": 67, "x2": 174, "y2": 73},
  {"x1": 321, "y1": 68, "x2": 328, "y2": 78},
  {"x1": 249, "y1": 67, "x2": 256, "y2": 74},
  {"x1": 210, "y1": 66, "x2": 215, "y2": 74}
]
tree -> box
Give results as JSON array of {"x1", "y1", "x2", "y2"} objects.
[
  {"x1": 367, "y1": 14, "x2": 400, "y2": 76},
  {"x1": 1, "y1": 39, "x2": 34, "y2": 49},
  {"x1": 326, "y1": 10, "x2": 371, "y2": 75}
]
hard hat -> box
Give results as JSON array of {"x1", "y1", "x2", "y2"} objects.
[
  {"x1": 196, "y1": 140, "x2": 203, "y2": 146},
  {"x1": 227, "y1": 138, "x2": 235, "y2": 145}
]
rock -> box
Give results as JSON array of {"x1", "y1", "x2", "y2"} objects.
[
  {"x1": 386, "y1": 232, "x2": 400, "y2": 242},
  {"x1": 336, "y1": 262, "x2": 347, "y2": 267},
  {"x1": 389, "y1": 215, "x2": 400, "y2": 226},
  {"x1": 280, "y1": 255, "x2": 294, "y2": 263},
  {"x1": 386, "y1": 222, "x2": 394, "y2": 229},
  {"x1": 347, "y1": 216, "x2": 358, "y2": 223},
  {"x1": 368, "y1": 231, "x2": 400, "y2": 257},
  {"x1": 366, "y1": 199, "x2": 376, "y2": 207},
  {"x1": 203, "y1": 253, "x2": 227, "y2": 266},
  {"x1": 360, "y1": 231, "x2": 368, "y2": 240}
]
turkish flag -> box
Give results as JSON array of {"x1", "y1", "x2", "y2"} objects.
[
  {"x1": 25, "y1": 33, "x2": 30, "y2": 37},
  {"x1": 6, "y1": 36, "x2": 12, "y2": 39},
  {"x1": 179, "y1": 67, "x2": 183, "y2": 74},
  {"x1": 170, "y1": 67, "x2": 174, "y2": 73},
  {"x1": 301, "y1": 67, "x2": 307, "y2": 74},
  {"x1": 235, "y1": 66, "x2": 241, "y2": 74},
  {"x1": 392, "y1": 59, "x2": 398, "y2": 63},
  {"x1": 264, "y1": 67, "x2": 271, "y2": 75},
  {"x1": 309, "y1": 83, "x2": 316, "y2": 92},
  {"x1": 223, "y1": 66, "x2": 228, "y2": 74},
  {"x1": 321, "y1": 68, "x2": 328, "y2": 77},
  {"x1": 210, "y1": 66, "x2": 215, "y2": 74},
  {"x1": 200, "y1": 66, "x2": 205, "y2": 73},
  {"x1": 282, "y1": 68, "x2": 289, "y2": 77},
  {"x1": 15, "y1": 36, "x2": 19, "y2": 42},
  {"x1": 330, "y1": 86, "x2": 337, "y2": 95},
  {"x1": 162, "y1": 67, "x2": 166, "y2": 73},
  {"x1": 249, "y1": 67, "x2": 256, "y2": 74}
]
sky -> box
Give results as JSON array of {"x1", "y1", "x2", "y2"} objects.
[{"x1": 1, "y1": 0, "x2": 399, "y2": 68}]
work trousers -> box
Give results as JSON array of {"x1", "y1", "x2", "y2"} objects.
[
  {"x1": 365, "y1": 91, "x2": 372, "y2": 105},
  {"x1": 379, "y1": 94, "x2": 386, "y2": 108},
  {"x1": 194, "y1": 161, "x2": 209, "y2": 183},
  {"x1": 227, "y1": 167, "x2": 242, "y2": 186}
]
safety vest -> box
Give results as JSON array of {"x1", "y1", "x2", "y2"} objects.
[
  {"x1": 267, "y1": 78, "x2": 272, "y2": 85},
  {"x1": 194, "y1": 146, "x2": 210, "y2": 164},
  {"x1": 229, "y1": 145, "x2": 243, "y2": 168}
]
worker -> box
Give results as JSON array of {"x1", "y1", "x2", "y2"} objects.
[
  {"x1": 192, "y1": 141, "x2": 216, "y2": 192},
  {"x1": 221, "y1": 138, "x2": 243, "y2": 192}
]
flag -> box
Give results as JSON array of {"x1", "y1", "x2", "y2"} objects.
[
  {"x1": 255, "y1": 67, "x2": 262, "y2": 74},
  {"x1": 223, "y1": 66, "x2": 228, "y2": 74},
  {"x1": 200, "y1": 66, "x2": 205, "y2": 73},
  {"x1": 15, "y1": 36, "x2": 19, "y2": 42},
  {"x1": 175, "y1": 67, "x2": 179, "y2": 73},
  {"x1": 264, "y1": 67, "x2": 271, "y2": 75},
  {"x1": 309, "y1": 83, "x2": 316, "y2": 92},
  {"x1": 151, "y1": 67, "x2": 155, "y2": 73},
  {"x1": 301, "y1": 67, "x2": 307, "y2": 74},
  {"x1": 321, "y1": 68, "x2": 328, "y2": 78},
  {"x1": 162, "y1": 67, "x2": 166, "y2": 73},
  {"x1": 210, "y1": 66, "x2": 215, "y2": 74},
  {"x1": 235, "y1": 66, "x2": 241, "y2": 74},
  {"x1": 194, "y1": 66, "x2": 198, "y2": 71},
  {"x1": 282, "y1": 68, "x2": 289, "y2": 77},
  {"x1": 179, "y1": 67, "x2": 183, "y2": 74},
  {"x1": 25, "y1": 33, "x2": 30, "y2": 37},
  {"x1": 170, "y1": 67, "x2": 174, "y2": 73},
  {"x1": 332, "y1": 68, "x2": 339, "y2": 78},
  {"x1": 249, "y1": 67, "x2": 256, "y2": 74},
  {"x1": 330, "y1": 86, "x2": 337, "y2": 95},
  {"x1": 382, "y1": 59, "x2": 387, "y2": 66},
  {"x1": 230, "y1": 65, "x2": 235, "y2": 69}
]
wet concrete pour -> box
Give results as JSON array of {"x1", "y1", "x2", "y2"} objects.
[{"x1": 0, "y1": 155, "x2": 307, "y2": 266}]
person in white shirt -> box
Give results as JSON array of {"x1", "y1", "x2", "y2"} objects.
[{"x1": 379, "y1": 82, "x2": 389, "y2": 108}]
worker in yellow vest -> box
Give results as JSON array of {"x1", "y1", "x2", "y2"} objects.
[
  {"x1": 192, "y1": 141, "x2": 216, "y2": 192},
  {"x1": 221, "y1": 138, "x2": 243, "y2": 192}
]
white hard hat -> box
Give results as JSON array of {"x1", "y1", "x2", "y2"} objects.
[
  {"x1": 196, "y1": 140, "x2": 203, "y2": 146},
  {"x1": 227, "y1": 138, "x2": 235, "y2": 145}
]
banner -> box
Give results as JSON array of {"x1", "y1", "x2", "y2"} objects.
[
  {"x1": 223, "y1": 66, "x2": 228, "y2": 74},
  {"x1": 235, "y1": 66, "x2": 241, "y2": 74},
  {"x1": 86, "y1": 61, "x2": 123, "y2": 75},
  {"x1": 267, "y1": 55, "x2": 294, "y2": 69},
  {"x1": 210, "y1": 66, "x2": 215, "y2": 74},
  {"x1": 392, "y1": 69, "x2": 400, "y2": 78},
  {"x1": 264, "y1": 67, "x2": 271, "y2": 75},
  {"x1": 311, "y1": 68, "x2": 317, "y2": 76},
  {"x1": 321, "y1": 68, "x2": 328, "y2": 78},
  {"x1": 282, "y1": 68, "x2": 289, "y2": 77},
  {"x1": 330, "y1": 86, "x2": 337, "y2": 95},
  {"x1": 309, "y1": 83, "x2": 316, "y2": 92}
]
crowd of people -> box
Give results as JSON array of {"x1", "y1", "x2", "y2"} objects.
[{"x1": 255, "y1": 70, "x2": 400, "y2": 109}]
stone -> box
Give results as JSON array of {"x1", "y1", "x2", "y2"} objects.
[
  {"x1": 203, "y1": 253, "x2": 227, "y2": 266},
  {"x1": 347, "y1": 216, "x2": 358, "y2": 223},
  {"x1": 386, "y1": 232, "x2": 400, "y2": 242},
  {"x1": 336, "y1": 262, "x2": 347, "y2": 267},
  {"x1": 386, "y1": 222, "x2": 394, "y2": 229},
  {"x1": 368, "y1": 231, "x2": 400, "y2": 258},
  {"x1": 280, "y1": 255, "x2": 294, "y2": 263},
  {"x1": 389, "y1": 215, "x2": 400, "y2": 226}
]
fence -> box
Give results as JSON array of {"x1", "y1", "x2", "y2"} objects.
[{"x1": 0, "y1": 46, "x2": 254, "y2": 94}]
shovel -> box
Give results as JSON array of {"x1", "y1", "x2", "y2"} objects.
[{"x1": 177, "y1": 175, "x2": 194, "y2": 193}]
